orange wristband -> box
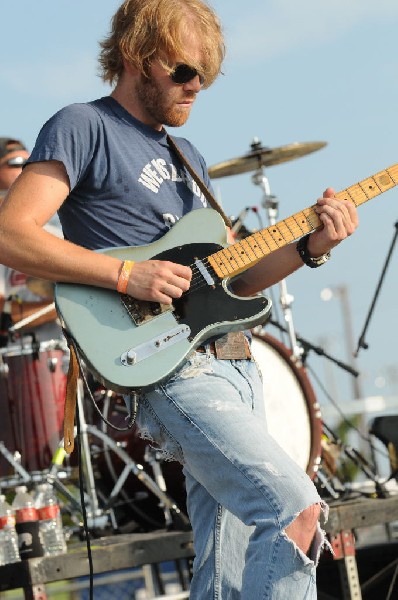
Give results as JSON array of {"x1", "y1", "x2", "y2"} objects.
[{"x1": 117, "y1": 260, "x2": 135, "y2": 294}]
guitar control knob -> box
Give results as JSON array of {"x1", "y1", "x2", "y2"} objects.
[{"x1": 125, "y1": 349, "x2": 137, "y2": 365}]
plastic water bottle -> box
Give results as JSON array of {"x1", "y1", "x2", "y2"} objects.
[
  {"x1": 12, "y1": 485, "x2": 44, "y2": 559},
  {"x1": 35, "y1": 483, "x2": 67, "y2": 556},
  {"x1": 0, "y1": 494, "x2": 21, "y2": 565}
]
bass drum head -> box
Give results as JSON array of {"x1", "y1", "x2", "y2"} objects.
[{"x1": 251, "y1": 332, "x2": 322, "y2": 478}]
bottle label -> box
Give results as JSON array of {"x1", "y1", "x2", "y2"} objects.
[
  {"x1": 15, "y1": 507, "x2": 38, "y2": 523},
  {"x1": 0, "y1": 514, "x2": 16, "y2": 528},
  {"x1": 38, "y1": 505, "x2": 60, "y2": 520},
  {"x1": 15, "y1": 521, "x2": 44, "y2": 559}
]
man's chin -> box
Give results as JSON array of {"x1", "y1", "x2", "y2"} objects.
[{"x1": 164, "y1": 109, "x2": 191, "y2": 127}]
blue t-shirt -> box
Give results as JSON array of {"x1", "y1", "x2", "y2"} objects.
[{"x1": 28, "y1": 96, "x2": 211, "y2": 250}]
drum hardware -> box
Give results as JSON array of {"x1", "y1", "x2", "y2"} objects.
[
  {"x1": 144, "y1": 445, "x2": 173, "y2": 528},
  {"x1": 0, "y1": 441, "x2": 31, "y2": 483},
  {"x1": 0, "y1": 296, "x2": 13, "y2": 348},
  {"x1": 322, "y1": 422, "x2": 390, "y2": 499},
  {"x1": 51, "y1": 377, "x2": 190, "y2": 533},
  {"x1": 0, "y1": 353, "x2": 9, "y2": 376},
  {"x1": 315, "y1": 468, "x2": 341, "y2": 500},
  {"x1": 230, "y1": 206, "x2": 263, "y2": 238},
  {"x1": 246, "y1": 138, "x2": 304, "y2": 363},
  {"x1": 8, "y1": 301, "x2": 56, "y2": 333},
  {"x1": 268, "y1": 317, "x2": 360, "y2": 377}
]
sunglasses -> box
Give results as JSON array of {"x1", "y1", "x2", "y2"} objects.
[
  {"x1": 170, "y1": 63, "x2": 205, "y2": 86},
  {"x1": 5, "y1": 156, "x2": 27, "y2": 168}
]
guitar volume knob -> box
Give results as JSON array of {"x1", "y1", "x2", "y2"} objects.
[{"x1": 121, "y1": 348, "x2": 137, "y2": 366}]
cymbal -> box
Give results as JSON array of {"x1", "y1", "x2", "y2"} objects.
[
  {"x1": 26, "y1": 277, "x2": 54, "y2": 299},
  {"x1": 208, "y1": 140, "x2": 327, "y2": 179}
]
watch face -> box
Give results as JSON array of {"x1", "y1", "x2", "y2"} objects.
[{"x1": 312, "y1": 252, "x2": 330, "y2": 265}]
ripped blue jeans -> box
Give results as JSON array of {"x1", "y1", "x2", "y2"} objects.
[{"x1": 136, "y1": 349, "x2": 328, "y2": 599}]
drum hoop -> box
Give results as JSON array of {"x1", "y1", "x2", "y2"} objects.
[
  {"x1": 0, "y1": 338, "x2": 67, "y2": 357},
  {"x1": 252, "y1": 331, "x2": 322, "y2": 478}
]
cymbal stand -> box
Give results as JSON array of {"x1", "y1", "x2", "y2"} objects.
[{"x1": 251, "y1": 143, "x2": 303, "y2": 363}]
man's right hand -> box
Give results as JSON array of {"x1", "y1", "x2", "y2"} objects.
[{"x1": 125, "y1": 260, "x2": 192, "y2": 305}]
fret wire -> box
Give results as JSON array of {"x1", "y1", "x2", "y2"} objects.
[
  {"x1": 284, "y1": 215, "x2": 305, "y2": 238},
  {"x1": 244, "y1": 235, "x2": 263, "y2": 259},
  {"x1": 292, "y1": 212, "x2": 310, "y2": 236},
  {"x1": 337, "y1": 186, "x2": 358, "y2": 206},
  {"x1": 283, "y1": 218, "x2": 297, "y2": 241},
  {"x1": 208, "y1": 251, "x2": 230, "y2": 277},
  {"x1": 386, "y1": 165, "x2": 398, "y2": 184},
  {"x1": 267, "y1": 227, "x2": 283, "y2": 247},
  {"x1": 367, "y1": 176, "x2": 383, "y2": 195},
  {"x1": 228, "y1": 243, "x2": 248, "y2": 266},
  {"x1": 358, "y1": 180, "x2": 372, "y2": 200},
  {"x1": 251, "y1": 231, "x2": 271, "y2": 254},
  {"x1": 259, "y1": 230, "x2": 279, "y2": 252},
  {"x1": 339, "y1": 184, "x2": 367, "y2": 206},
  {"x1": 276, "y1": 221, "x2": 296, "y2": 243},
  {"x1": 302, "y1": 207, "x2": 320, "y2": 232},
  {"x1": 239, "y1": 237, "x2": 262, "y2": 261}
]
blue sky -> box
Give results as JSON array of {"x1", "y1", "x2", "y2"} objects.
[{"x1": 2, "y1": 1, "x2": 398, "y2": 418}]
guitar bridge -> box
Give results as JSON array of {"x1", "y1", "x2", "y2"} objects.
[{"x1": 120, "y1": 294, "x2": 173, "y2": 325}]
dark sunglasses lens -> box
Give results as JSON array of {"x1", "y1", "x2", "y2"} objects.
[{"x1": 171, "y1": 64, "x2": 204, "y2": 85}]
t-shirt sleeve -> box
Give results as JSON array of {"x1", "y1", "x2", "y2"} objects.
[{"x1": 28, "y1": 103, "x2": 99, "y2": 191}]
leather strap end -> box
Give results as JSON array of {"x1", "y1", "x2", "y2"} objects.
[{"x1": 63, "y1": 341, "x2": 79, "y2": 454}]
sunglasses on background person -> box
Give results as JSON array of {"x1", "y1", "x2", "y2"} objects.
[{"x1": 1, "y1": 156, "x2": 27, "y2": 168}]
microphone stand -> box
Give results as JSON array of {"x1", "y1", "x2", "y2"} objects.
[
  {"x1": 355, "y1": 221, "x2": 398, "y2": 356},
  {"x1": 268, "y1": 318, "x2": 359, "y2": 378}
]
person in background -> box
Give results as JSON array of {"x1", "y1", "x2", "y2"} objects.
[
  {"x1": 0, "y1": 137, "x2": 61, "y2": 344},
  {"x1": 0, "y1": 2, "x2": 359, "y2": 598}
]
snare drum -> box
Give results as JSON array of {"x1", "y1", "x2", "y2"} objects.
[
  {"x1": 0, "y1": 339, "x2": 68, "y2": 475},
  {"x1": 251, "y1": 331, "x2": 322, "y2": 478}
]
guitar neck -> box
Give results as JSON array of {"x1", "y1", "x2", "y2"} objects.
[{"x1": 208, "y1": 163, "x2": 398, "y2": 279}]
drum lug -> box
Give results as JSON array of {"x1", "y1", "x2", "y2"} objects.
[
  {"x1": 47, "y1": 357, "x2": 58, "y2": 373},
  {"x1": 0, "y1": 361, "x2": 9, "y2": 376}
]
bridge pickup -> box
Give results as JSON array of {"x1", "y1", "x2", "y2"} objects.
[
  {"x1": 120, "y1": 324, "x2": 191, "y2": 366},
  {"x1": 120, "y1": 294, "x2": 173, "y2": 325}
]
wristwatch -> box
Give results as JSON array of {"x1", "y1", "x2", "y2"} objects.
[{"x1": 296, "y1": 234, "x2": 331, "y2": 268}]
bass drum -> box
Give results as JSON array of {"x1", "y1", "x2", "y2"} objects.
[
  {"x1": 92, "y1": 332, "x2": 322, "y2": 531},
  {"x1": 251, "y1": 331, "x2": 322, "y2": 478}
]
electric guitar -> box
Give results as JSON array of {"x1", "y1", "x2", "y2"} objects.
[{"x1": 55, "y1": 164, "x2": 398, "y2": 392}]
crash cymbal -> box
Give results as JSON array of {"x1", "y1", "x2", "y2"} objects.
[
  {"x1": 208, "y1": 140, "x2": 327, "y2": 179},
  {"x1": 26, "y1": 277, "x2": 54, "y2": 299}
]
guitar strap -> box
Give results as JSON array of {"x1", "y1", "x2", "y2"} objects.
[
  {"x1": 63, "y1": 338, "x2": 79, "y2": 453},
  {"x1": 167, "y1": 134, "x2": 232, "y2": 228}
]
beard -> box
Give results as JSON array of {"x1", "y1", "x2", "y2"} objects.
[{"x1": 136, "y1": 74, "x2": 194, "y2": 127}]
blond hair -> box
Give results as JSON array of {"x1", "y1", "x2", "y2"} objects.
[{"x1": 99, "y1": 0, "x2": 225, "y2": 88}]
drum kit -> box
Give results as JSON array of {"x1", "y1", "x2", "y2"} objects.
[{"x1": 0, "y1": 138, "x2": 361, "y2": 536}]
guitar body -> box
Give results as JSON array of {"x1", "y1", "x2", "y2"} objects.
[{"x1": 55, "y1": 210, "x2": 271, "y2": 392}]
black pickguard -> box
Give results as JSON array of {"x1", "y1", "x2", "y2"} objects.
[{"x1": 153, "y1": 242, "x2": 270, "y2": 341}]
